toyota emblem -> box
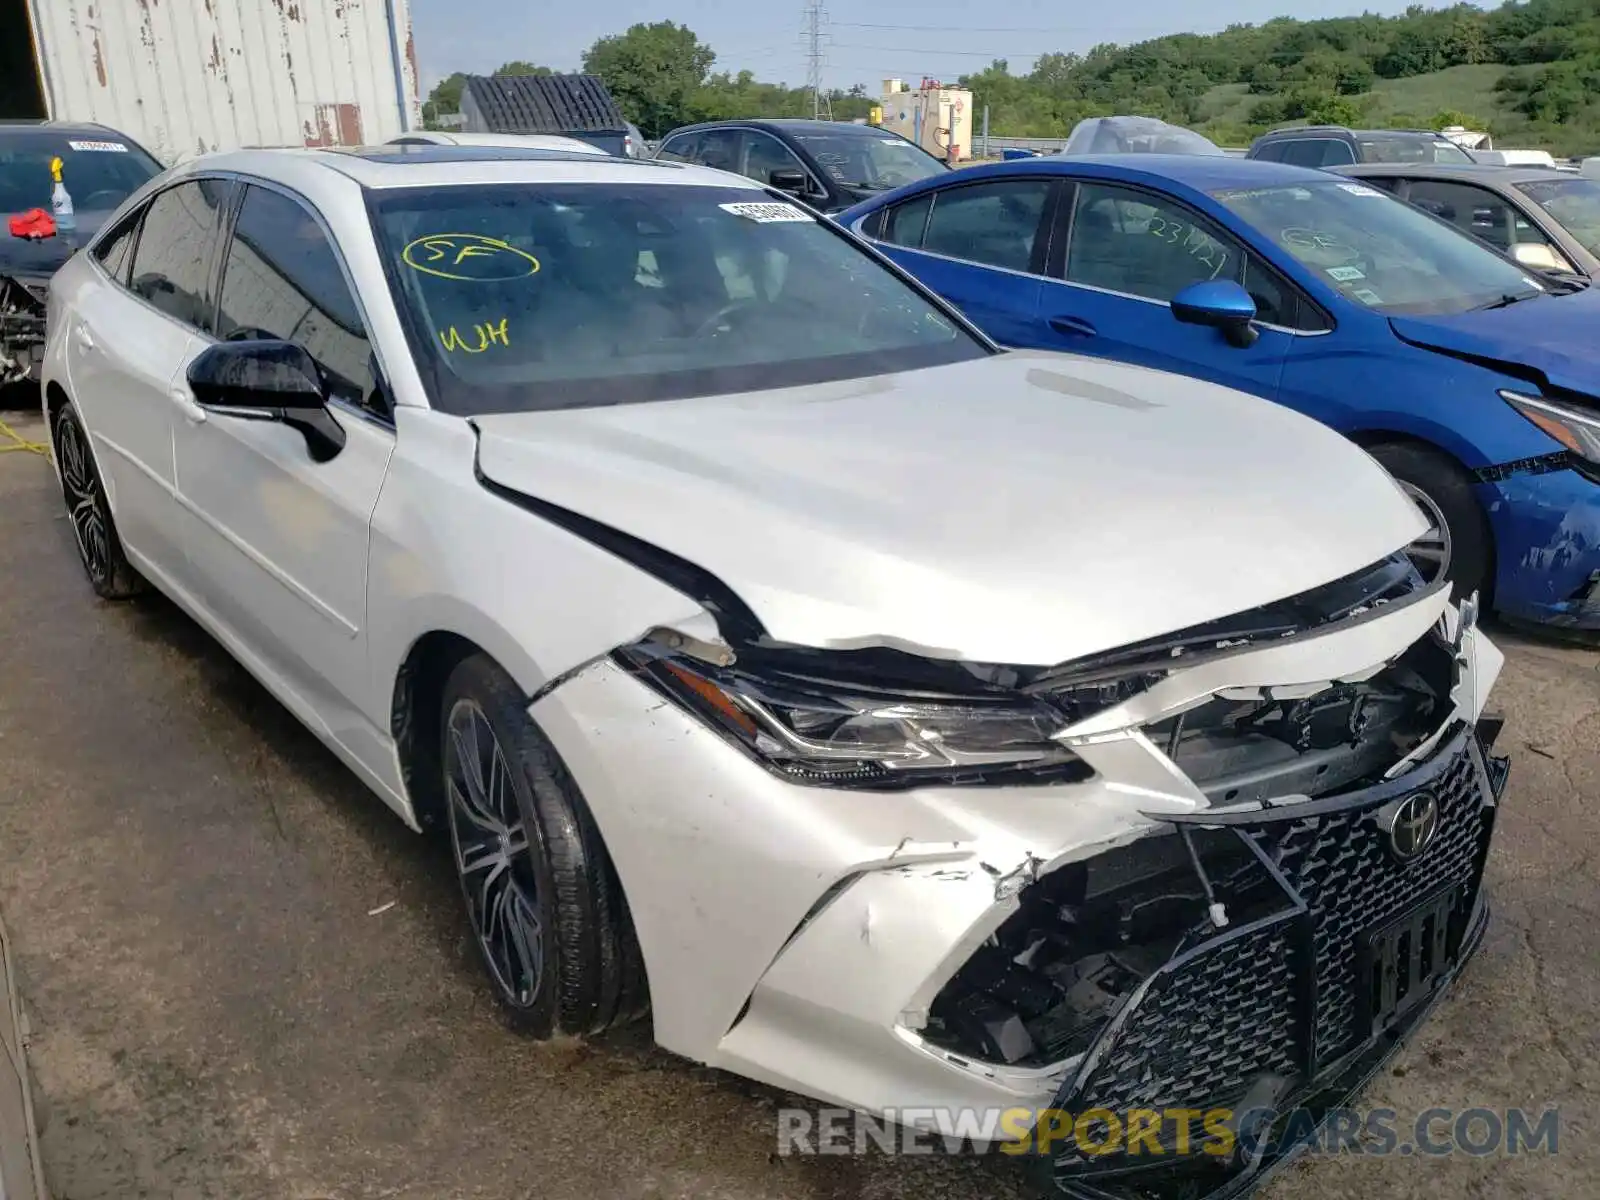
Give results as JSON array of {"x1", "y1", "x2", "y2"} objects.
[{"x1": 1386, "y1": 790, "x2": 1441, "y2": 862}]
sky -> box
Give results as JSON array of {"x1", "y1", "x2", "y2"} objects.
[{"x1": 407, "y1": 0, "x2": 1475, "y2": 96}]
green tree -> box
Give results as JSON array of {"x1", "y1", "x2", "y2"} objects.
[
  {"x1": 582, "y1": 21, "x2": 717, "y2": 137},
  {"x1": 494, "y1": 62, "x2": 553, "y2": 76},
  {"x1": 422, "y1": 71, "x2": 467, "y2": 128}
]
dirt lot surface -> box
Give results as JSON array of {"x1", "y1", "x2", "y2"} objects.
[{"x1": 0, "y1": 408, "x2": 1595, "y2": 1200}]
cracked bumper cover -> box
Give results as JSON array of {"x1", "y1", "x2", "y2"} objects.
[{"x1": 527, "y1": 581, "x2": 1505, "y2": 1143}]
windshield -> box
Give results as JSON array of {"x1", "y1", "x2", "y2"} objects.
[
  {"x1": 1063, "y1": 117, "x2": 1223, "y2": 157},
  {"x1": 369, "y1": 183, "x2": 983, "y2": 415},
  {"x1": 1515, "y1": 177, "x2": 1600, "y2": 257},
  {"x1": 0, "y1": 132, "x2": 161, "y2": 214},
  {"x1": 791, "y1": 131, "x2": 946, "y2": 190},
  {"x1": 1214, "y1": 179, "x2": 1547, "y2": 316},
  {"x1": 1357, "y1": 135, "x2": 1474, "y2": 165}
]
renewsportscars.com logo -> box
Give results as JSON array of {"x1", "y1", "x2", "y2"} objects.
[{"x1": 777, "y1": 1105, "x2": 1562, "y2": 1159}]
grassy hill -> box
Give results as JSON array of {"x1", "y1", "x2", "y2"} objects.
[{"x1": 1194, "y1": 64, "x2": 1594, "y2": 155}]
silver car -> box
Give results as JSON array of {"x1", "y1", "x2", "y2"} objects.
[{"x1": 39, "y1": 144, "x2": 1508, "y2": 1193}]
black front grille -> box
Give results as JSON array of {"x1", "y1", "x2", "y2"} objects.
[
  {"x1": 1280, "y1": 745, "x2": 1484, "y2": 1064},
  {"x1": 1054, "y1": 728, "x2": 1496, "y2": 1184}
]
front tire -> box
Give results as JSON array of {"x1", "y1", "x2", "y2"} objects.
[
  {"x1": 1369, "y1": 441, "x2": 1491, "y2": 604},
  {"x1": 52, "y1": 403, "x2": 145, "y2": 600},
  {"x1": 440, "y1": 653, "x2": 647, "y2": 1037}
]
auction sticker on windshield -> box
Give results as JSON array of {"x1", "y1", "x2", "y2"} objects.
[
  {"x1": 1337, "y1": 183, "x2": 1384, "y2": 198},
  {"x1": 719, "y1": 202, "x2": 813, "y2": 223},
  {"x1": 67, "y1": 140, "x2": 128, "y2": 153}
]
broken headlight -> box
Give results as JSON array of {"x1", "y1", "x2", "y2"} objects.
[
  {"x1": 616, "y1": 644, "x2": 1092, "y2": 789},
  {"x1": 1501, "y1": 389, "x2": 1600, "y2": 467}
]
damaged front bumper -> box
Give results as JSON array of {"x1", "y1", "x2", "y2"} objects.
[
  {"x1": 527, "y1": 564, "x2": 1506, "y2": 1189},
  {"x1": 0, "y1": 275, "x2": 48, "y2": 385}
]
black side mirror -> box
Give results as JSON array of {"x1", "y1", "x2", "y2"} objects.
[
  {"x1": 186, "y1": 339, "x2": 345, "y2": 460},
  {"x1": 769, "y1": 168, "x2": 808, "y2": 195}
]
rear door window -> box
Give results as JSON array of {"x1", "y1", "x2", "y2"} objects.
[
  {"x1": 127, "y1": 178, "x2": 233, "y2": 330},
  {"x1": 1280, "y1": 139, "x2": 1356, "y2": 168},
  {"x1": 92, "y1": 208, "x2": 143, "y2": 285},
  {"x1": 918, "y1": 179, "x2": 1053, "y2": 273}
]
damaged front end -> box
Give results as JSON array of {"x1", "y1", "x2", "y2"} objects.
[
  {"x1": 0, "y1": 275, "x2": 47, "y2": 385},
  {"x1": 533, "y1": 542, "x2": 1505, "y2": 1200},
  {"x1": 897, "y1": 578, "x2": 1510, "y2": 1199}
]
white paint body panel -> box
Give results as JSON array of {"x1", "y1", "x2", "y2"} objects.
[
  {"x1": 26, "y1": 0, "x2": 421, "y2": 164},
  {"x1": 40, "y1": 149, "x2": 1501, "y2": 1130}
]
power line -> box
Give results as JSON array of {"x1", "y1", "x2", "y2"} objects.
[{"x1": 802, "y1": 1, "x2": 830, "y2": 120}]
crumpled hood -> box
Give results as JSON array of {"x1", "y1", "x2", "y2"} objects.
[
  {"x1": 473, "y1": 351, "x2": 1426, "y2": 666},
  {"x1": 1390, "y1": 288, "x2": 1600, "y2": 397}
]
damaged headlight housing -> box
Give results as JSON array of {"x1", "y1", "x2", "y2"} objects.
[
  {"x1": 1501, "y1": 389, "x2": 1600, "y2": 470},
  {"x1": 616, "y1": 643, "x2": 1097, "y2": 789}
]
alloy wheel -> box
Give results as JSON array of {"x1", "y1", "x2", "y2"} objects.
[
  {"x1": 1398, "y1": 479, "x2": 1452, "y2": 584},
  {"x1": 55, "y1": 413, "x2": 113, "y2": 586},
  {"x1": 444, "y1": 699, "x2": 546, "y2": 1008}
]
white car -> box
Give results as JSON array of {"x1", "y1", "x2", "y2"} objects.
[
  {"x1": 389, "y1": 130, "x2": 610, "y2": 155},
  {"x1": 41, "y1": 145, "x2": 1509, "y2": 1192}
]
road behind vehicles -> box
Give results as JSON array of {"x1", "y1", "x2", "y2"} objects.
[
  {"x1": 0, "y1": 120, "x2": 162, "y2": 383},
  {"x1": 654, "y1": 119, "x2": 948, "y2": 213},
  {"x1": 1247, "y1": 125, "x2": 1475, "y2": 168},
  {"x1": 41, "y1": 144, "x2": 1508, "y2": 1200},
  {"x1": 841, "y1": 154, "x2": 1600, "y2": 633},
  {"x1": 1334, "y1": 161, "x2": 1600, "y2": 281}
]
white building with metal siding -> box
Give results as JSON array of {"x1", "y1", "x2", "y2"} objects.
[{"x1": 21, "y1": 0, "x2": 420, "y2": 164}]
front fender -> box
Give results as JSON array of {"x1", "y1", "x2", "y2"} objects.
[
  {"x1": 1280, "y1": 337, "x2": 1563, "y2": 470},
  {"x1": 365, "y1": 408, "x2": 714, "y2": 726}
]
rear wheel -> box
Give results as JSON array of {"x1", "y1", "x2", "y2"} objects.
[
  {"x1": 440, "y1": 653, "x2": 647, "y2": 1037},
  {"x1": 53, "y1": 403, "x2": 145, "y2": 600},
  {"x1": 1368, "y1": 441, "x2": 1491, "y2": 603}
]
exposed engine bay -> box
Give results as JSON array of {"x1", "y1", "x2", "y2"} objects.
[{"x1": 0, "y1": 275, "x2": 46, "y2": 385}]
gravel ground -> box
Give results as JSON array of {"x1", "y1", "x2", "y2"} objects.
[{"x1": 0, "y1": 410, "x2": 1594, "y2": 1200}]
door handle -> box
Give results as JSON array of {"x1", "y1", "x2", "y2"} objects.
[
  {"x1": 172, "y1": 388, "x2": 207, "y2": 425},
  {"x1": 1048, "y1": 315, "x2": 1097, "y2": 338},
  {"x1": 73, "y1": 324, "x2": 95, "y2": 351}
]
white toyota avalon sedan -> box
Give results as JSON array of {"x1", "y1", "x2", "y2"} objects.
[{"x1": 42, "y1": 145, "x2": 1509, "y2": 1197}]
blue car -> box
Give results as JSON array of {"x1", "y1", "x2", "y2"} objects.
[{"x1": 839, "y1": 155, "x2": 1600, "y2": 632}]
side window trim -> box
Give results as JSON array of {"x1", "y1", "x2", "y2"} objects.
[
  {"x1": 217, "y1": 176, "x2": 397, "y2": 427},
  {"x1": 1047, "y1": 177, "x2": 1331, "y2": 335},
  {"x1": 90, "y1": 204, "x2": 148, "y2": 288},
  {"x1": 883, "y1": 175, "x2": 1058, "y2": 278}
]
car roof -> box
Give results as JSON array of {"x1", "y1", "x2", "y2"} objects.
[
  {"x1": 940, "y1": 153, "x2": 1334, "y2": 191},
  {"x1": 399, "y1": 131, "x2": 609, "y2": 154},
  {"x1": 1335, "y1": 161, "x2": 1571, "y2": 185},
  {"x1": 665, "y1": 118, "x2": 893, "y2": 137},
  {"x1": 0, "y1": 119, "x2": 138, "y2": 137},
  {"x1": 173, "y1": 144, "x2": 763, "y2": 192},
  {"x1": 1256, "y1": 126, "x2": 1439, "y2": 140}
]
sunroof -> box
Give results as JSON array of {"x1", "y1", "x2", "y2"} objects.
[{"x1": 327, "y1": 144, "x2": 676, "y2": 166}]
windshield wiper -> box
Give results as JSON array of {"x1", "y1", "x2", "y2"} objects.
[{"x1": 1473, "y1": 291, "x2": 1542, "y2": 311}]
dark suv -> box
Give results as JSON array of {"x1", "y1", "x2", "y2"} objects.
[
  {"x1": 653, "y1": 119, "x2": 948, "y2": 215},
  {"x1": 1247, "y1": 126, "x2": 1476, "y2": 169}
]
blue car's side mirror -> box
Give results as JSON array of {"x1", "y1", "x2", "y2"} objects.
[{"x1": 1171, "y1": 279, "x2": 1259, "y2": 348}]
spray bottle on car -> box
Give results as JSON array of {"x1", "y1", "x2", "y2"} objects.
[{"x1": 50, "y1": 156, "x2": 75, "y2": 233}]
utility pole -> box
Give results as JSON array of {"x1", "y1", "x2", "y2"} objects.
[{"x1": 803, "y1": 0, "x2": 826, "y2": 121}]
